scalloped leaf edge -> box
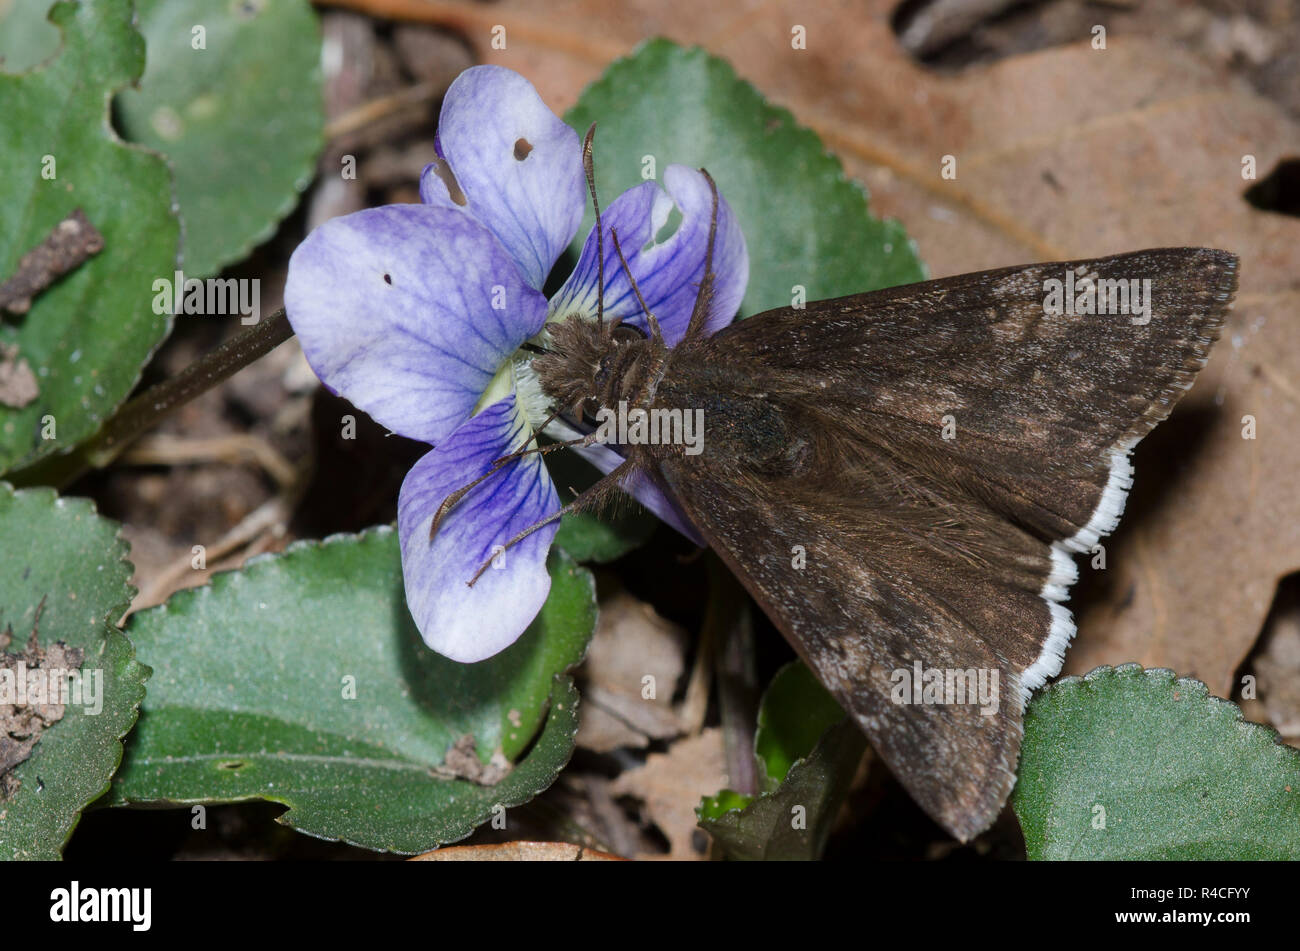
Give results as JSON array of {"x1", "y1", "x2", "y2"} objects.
[
  {"x1": 1025, "y1": 662, "x2": 1300, "y2": 772},
  {"x1": 287, "y1": 675, "x2": 584, "y2": 855},
  {"x1": 0, "y1": 480, "x2": 149, "y2": 857},
  {"x1": 568, "y1": 37, "x2": 927, "y2": 287},
  {"x1": 1016, "y1": 663, "x2": 1300, "y2": 859},
  {"x1": 3, "y1": 0, "x2": 181, "y2": 475},
  {"x1": 115, "y1": 524, "x2": 592, "y2": 854}
]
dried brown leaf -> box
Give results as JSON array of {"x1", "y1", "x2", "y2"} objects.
[
  {"x1": 609, "y1": 727, "x2": 726, "y2": 860},
  {"x1": 409, "y1": 840, "x2": 623, "y2": 860},
  {"x1": 576, "y1": 590, "x2": 687, "y2": 752}
]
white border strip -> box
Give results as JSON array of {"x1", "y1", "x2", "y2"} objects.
[{"x1": 1020, "y1": 436, "x2": 1139, "y2": 706}]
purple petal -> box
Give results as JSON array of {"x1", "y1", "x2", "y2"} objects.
[
  {"x1": 286, "y1": 204, "x2": 547, "y2": 445},
  {"x1": 421, "y1": 65, "x2": 585, "y2": 290},
  {"x1": 398, "y1": 395, "x2": 561, "y2": 662},
  {"x1": 544, "y1": 418, "x2": 704, "y2": 546},
  {"x1": 549, "y1": 165, "x2": 749, "y2": 345}
]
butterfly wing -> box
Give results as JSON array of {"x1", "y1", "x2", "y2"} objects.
[
  {"x1": 653, "y1": 247, "x2": 1237, "y2": 839},
  {"x1": 655, "y1": 448, "x2": 1057, "y2": 840},
  {"x1": 704, "y1": 248, "x2": 1237, "y2": 551}
]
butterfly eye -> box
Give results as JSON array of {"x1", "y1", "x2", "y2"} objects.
[
  {"x1": 611, "y1": 322, "x2": 647, "y2": 344},
  {"x1": 580, "y1": 397, "x2": 602, "y2": 428}
]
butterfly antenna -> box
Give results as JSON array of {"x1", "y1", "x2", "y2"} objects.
[
  {"x1": 582, "y1": 124, "x2": 606, "y2": 332},
  {"x1": 429, "y1": 461, "x2": 513, "y2": 541},
  {"x1": 609, "y1": 227, "x2": 665, "y2": 347},
  {"x1": 683, "y1": 169, "x2": 720, "y2": 342}
]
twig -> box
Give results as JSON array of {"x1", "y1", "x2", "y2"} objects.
[
  {"x1": 126, "y1": 490, "x2": 297, "y2": 617},
  {"x1": 325, "y1": 79, "x2": 447, "y2": 140},
  {"x1": 0, "y1": 208, "x2": 103, "y2": 314},
  {"x1": 705, "y1": 553, "x2": 760, "y2": 796},
  {"x1": 676, "y1": 613, "x2": 713, "y2": 736},
  {"x1": 11, "y1": 308, "x2": 294, "y2": 488},
  {"x1": 312, "y1": 0, "x2": 624, "y2": 65},
  {"x1": 894, "y1": 0, "x2": 1020, "y2": 57},
  {"x1": 120, "y1": 433, "x2": 298, "y2": 490}
]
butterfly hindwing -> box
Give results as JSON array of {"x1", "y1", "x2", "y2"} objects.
[{"x1": 655, "y1": 430, "x2": 1051, "y2": 840}]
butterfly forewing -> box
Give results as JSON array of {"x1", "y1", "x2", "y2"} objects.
[
  {"x1": 699, "y1": 248, "x2": 1236, "y2": 545},
  {"x1": 648, "y1": 248, "x2": 1237, "y2": 840}
]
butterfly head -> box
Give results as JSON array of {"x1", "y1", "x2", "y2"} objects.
[{"x1": 534, "y1": 313, "x2": 663, "y2": 425}]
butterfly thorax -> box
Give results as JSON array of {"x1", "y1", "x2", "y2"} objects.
[
  {"x1": 651, "y1": 356, "x2": 815, "y2": 474},
  {"x1": 537, "y1": 314, "x2": 812, "y2": 472},
  {"x1": 535, "y1": 313, "x2": 668, "y2": 420}
]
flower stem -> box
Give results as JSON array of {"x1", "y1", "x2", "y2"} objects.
[
  {"x1": 10, "y1": 308, "x2": 294, "y2": 488},
  {"x1": 705, "y1": 552, "x2": 760, "y2": 796}
]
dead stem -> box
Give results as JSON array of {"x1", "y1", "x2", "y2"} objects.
[{"x1": 10, "y1": 308, "x2": 294, "y2": 489}]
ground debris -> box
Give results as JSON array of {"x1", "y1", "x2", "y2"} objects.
[
  {"x1": 0, "y1": 208, "x2": 104, "y2": 315},
  {"x1": 0, "y1": 343, "x2": 38, "y2": 408},
  {"x1": 430, "y1": 734, "x2": 511, "y2": 786},
  {"x1": 576, "y1": 590, "x2": 689, "y2": 753},
  {"x1": 1, "y1": 603, "x2": 85, "y2": 799},
  {"x1": 609, "y1": 728, "x2": 727, "y2": 861},
  {"x1": 410, "y1": 841, "x2": 622, "y2": 861}
]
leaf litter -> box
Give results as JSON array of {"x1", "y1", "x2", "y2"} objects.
[{"x1": 0, "y1": 602, "x2": 85, "y2": 799}]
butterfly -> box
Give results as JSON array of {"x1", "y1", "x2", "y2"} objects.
[{"x1": 517, "y1": 134, "x2": 1238, "y2": 840}]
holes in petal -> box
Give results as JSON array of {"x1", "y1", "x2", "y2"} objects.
[
  {"x1": 431, "y1": 157, "x2": 468, "y2": 206},
  {"x1": 514, "y1": 137, "x2": 534, "y2": 161}
]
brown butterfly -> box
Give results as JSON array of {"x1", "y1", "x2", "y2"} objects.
[{"x1": 513, "y1": 132, "x2": 1238, "y2": 841}]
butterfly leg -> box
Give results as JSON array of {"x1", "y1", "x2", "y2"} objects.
[
  {"x1": 465, "y1": 458, "x2": 636, "y2": 585},
  {"x1": 429, "y1": 426, "x2": 603, "y2": 541}
]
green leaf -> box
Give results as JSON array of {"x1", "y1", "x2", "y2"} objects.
[
  {"x1": 753, "y1": 659, "x2": 849, "y2": 793},
  {"x1": 564, "y1": 38, "x2": 926, "y2": 318},
  {"x1": 698, "y1": 787, "x2": 752, "y2": 820},
  {"x1": 555, "y1": 509, "x2": 656, "y2": 563},
  {"x1": 701, "y1": 721, "x2": 865, "y2": 861},
  {"x1": 110, "y1": 528, "x2": 596, "y2": 854},
  {"x1": 1014, "y1": 664, "x2": 1300, "y2": 860},
  {"x1": 0, "y1": 0, "x2": 179, "y2": 476},
  {"x1": 699, "y1": 661, "x2": 866, "y2": 859},
  {"x1": 0, "y1": 483, "x2": 148, "y2": 860},
  {"x1": 0, "y1": 2, "x2": 60, "y2": 73},
  {"x1": 115, "y1": 0, "x2": 324, "y2": 278}
]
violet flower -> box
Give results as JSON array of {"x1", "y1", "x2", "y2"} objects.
[{"x1": 285, "y1": 65, "x2": 747, "y2": 662}]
